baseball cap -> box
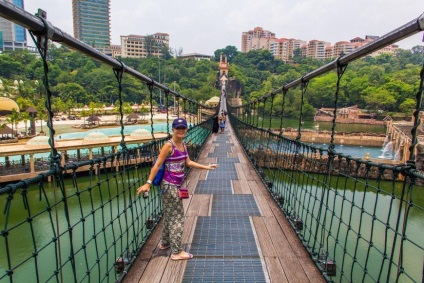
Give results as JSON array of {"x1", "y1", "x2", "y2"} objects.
[{"x1": 172, "y1": 118, "x2": 188, "y2": 129}]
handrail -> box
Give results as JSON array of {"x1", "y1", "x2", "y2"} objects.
[{"x1": 0, "y1": 0, "x2": 213, "y2": 108}]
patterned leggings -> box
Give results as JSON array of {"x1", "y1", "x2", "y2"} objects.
[{"x1": 160, "y1": 182, "x2": 184, "y2": 254}]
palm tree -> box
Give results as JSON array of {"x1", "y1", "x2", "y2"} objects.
[
  {"x1": 20, "y1": 111, "x2": 30, "y2": 136},
  {"x1": 37, "y1": 111, "x2": 47, "y2": 134},
  {"x1": 80, "y1": 110, "x2": 89, "y2": 125},
  {"x1": 5, "y1": 109, "x2": 20, "y2": 137}
]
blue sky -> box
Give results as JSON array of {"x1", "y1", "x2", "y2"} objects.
[{"x1": 24, "y1": 0, "x2": 423, "y2": 55}]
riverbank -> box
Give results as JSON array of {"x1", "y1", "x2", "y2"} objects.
[{"x1": 281, "y1": 130, "x2": 386, "y2": 147}]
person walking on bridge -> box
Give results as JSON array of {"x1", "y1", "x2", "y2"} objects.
[
  {"x1": 137, "y1": 117, "x2": 219, "y2": 260},
  {"x1": 219, "y1": 111, "x2": 226, "y2": 133}
]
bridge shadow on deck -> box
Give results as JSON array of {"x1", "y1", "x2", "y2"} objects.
[{"x1": 124, "y1": 123, "x2": 326, "y2": 283}]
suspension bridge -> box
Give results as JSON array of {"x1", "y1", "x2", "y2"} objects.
[{"x1": 0, "y1": 2, "x2": 423, "y2": 283}]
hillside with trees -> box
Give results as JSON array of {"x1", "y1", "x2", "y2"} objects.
[{"x1": 0, "y1": 44, "x2": 423, "y2": 126}]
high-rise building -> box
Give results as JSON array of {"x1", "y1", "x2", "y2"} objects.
[
  {"x1": 0, "y1": 0, "x2": 27, "y2": 51},
  {"x1": 72, "y1": 0, "x2": 111, "y2": 48},
  {"x1": 120, "y1": 33, "x2": 169, "y2": 58},
  {"x1": 241, "y1": 27, "x2": 277, "y2": 53},
  {"x1": 243, "y1": 27, "x2": 399, "y2": 62}
]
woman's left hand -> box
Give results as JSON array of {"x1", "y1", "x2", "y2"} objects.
[{"x1": 208, "y1": 163, "x2": 219, "y2": 170}]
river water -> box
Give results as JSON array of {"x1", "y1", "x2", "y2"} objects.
[
  {"x1": 1, "y1": 121, "x2": 422, "y2": 282},
  {"x1": 270, "y1": 173, "x2": 424, "y2": 282},
  {"x1": 0, "y1": 171, "x2": 155, "y2": 283}
]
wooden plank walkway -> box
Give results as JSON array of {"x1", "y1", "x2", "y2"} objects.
[{"x1": 124, "y1": 123, "x2": 326, "y2": 283}]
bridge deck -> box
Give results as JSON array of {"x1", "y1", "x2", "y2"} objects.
[{"x1": 124, "y1": 124, "x2": 326, "y2": 283}]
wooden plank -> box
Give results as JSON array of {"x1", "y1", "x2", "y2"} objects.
[
  {"x1": 199, "y1": 169, "x2": 208, "y2": 180},
  {"x1": 240, "y1": 180, "x2": 252, "y2": 194},
  {"x1": 181, "y1": 216, "x2": 197, "y2": 251},
  {"x1": 198, "y1": 195, "x2": 211, "y2": 216},
  {"x1": 124, "y1": 222, "x2": 163, "y2": 282},
  {"x1": 238, "y1": 152, "x2": 249, "y2": 164},
  {"x1": 249, "y1": 180, "x2": 269, "y2": 194},
  {"x1": 242, "y1": 163, "x2": 256, "y2": 181},
  {"x1": 139, "y1": 256, "x2": 170, "y2": 283},
  {"x1": 263, "y1": 217, "x2": 311, "y2": 283},
  {"x1": 232, "y1": 180, "x2": 243, "y2": 194},
  {"x1": 248, "y1": 180, "x2": 260, "y2": 194},
  {"x1": 265, "y1": 201, "x2": 324, "y2": 282},
  {"x1": 251, "y1": 169, "x2": 263, "y2": 182},
  {"x1": 264, "y1": 257, "x2": 289, "y2": 283},
  {"x1": 186, "y1": 194, "x2": 211, "y2": 217},
  {"x1": 254, "y1": 195, "x2": 274, "y2": 217},
  {"x1": 228, "y1": 152, "x2": 238, "y2": 158},
  {"x1": 276, "y1": 257, "x2": 312, "y2": 283},
  {"x1": 252, "y1": 217, "x2": 276, "y2": 257},
  {"x1": 269, "y1": 204, "x2": 312, "y2": 259},
  {"x1": 159, "y1": 260, "x2": 187, "y2": 283},
  {"x1": 235, "y1": 163, "x2": 252, "y2": 194},
  {"x1": 273, "y1": 209, "x2": 310, "y2": 258},
  {"x1": 153, "y1": 216, "x2": 198, "y2": 283},
  {"x1": 263, "y1": 217, "x2": 294, "y2": 258},
  {"x1": 186, "y1": 194, "x2": 204, "y2": 216},
  {"x1": 183, "y1": 194, "x2": 191, "y2": 214},
  {"x1": 302, "y1": 259, "x2": 327, "y2": 283},
  {"x1": 134, "y1": 212, "x2": 198, "y2": 282}
]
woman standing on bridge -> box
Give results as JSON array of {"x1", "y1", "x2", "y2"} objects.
[{"x1": 137, "y1": 117, "x2": 219, "y2": 260}]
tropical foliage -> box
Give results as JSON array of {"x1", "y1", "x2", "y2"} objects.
[{"x1": 0, "y1": 43, "x2": 422, "y2": 130}]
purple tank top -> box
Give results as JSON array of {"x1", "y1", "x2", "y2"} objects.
[{"x1": 163, "y1": 140, "x2": 188, "y2": 186}]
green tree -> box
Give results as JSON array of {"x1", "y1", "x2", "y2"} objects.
[
  {"x1": 0, "y1": 55, "x2": 24, "y2": 78},
  {"x1": 53, "y1": 82, "x2": 88, "y2": 104},
  {"x1": 399, "y1": 98, "x2": 417, "y2": 114},
  {"x1": 20, "y1": 111, "x2": 30, "y2": 135},
  {"x1": 5, "y1": 109, "x2": 20, "y2": 136},
  {"x1": 214, "y1": 46, "x2": 239, "y2": 62},
  {"x1": 361, "y1": 88, "x2": 396, "y2": 111}
]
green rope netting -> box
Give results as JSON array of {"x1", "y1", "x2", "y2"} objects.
[
  {"x1": 228, "y1": 61, "x2": 424, "y2": 282},
  {"x1": 0, "y1": 25, "x2": 215, "y2": 283}
]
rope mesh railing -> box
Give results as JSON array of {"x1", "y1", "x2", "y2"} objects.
[
  {"x1": 228, "y1": 13, "x2": 424, "y2": 282},
  {"x1": 0, "y1": 4, "x2": 216, "y2": 283},
  {"x1": 230, "y1": 115, "x2": 424, "y2": 282}
]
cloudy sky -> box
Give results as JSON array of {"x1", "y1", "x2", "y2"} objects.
[{"x1": 24, "y1": 0, "x2": 423, "y2": 55}]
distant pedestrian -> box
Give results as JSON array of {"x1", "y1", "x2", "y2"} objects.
[
  {"x1": 219, "y1": 111, "x2": 226, "y2": 133},
  {"x1": 212, "y1": 115, "x2": 219, "y2": 133},
  {"x1": 219, "y1": 117, "x2": 225, "y2": 133}
]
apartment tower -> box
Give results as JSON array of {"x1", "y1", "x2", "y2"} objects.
[
  {"x1": 241, "y1": 27, "x2": 277, "y2": 53},
  {"x1": 0, "y1": 0, "x2": 27, "y2": 51},
  {"x1": 72, "y1": 0, "x2": 111, "y2": 48}
]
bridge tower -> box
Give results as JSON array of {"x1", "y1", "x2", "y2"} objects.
[
  {"x1": 219, "y1": 54, "x2": 229, "y2": 92},
  {"x1": 218, "y1": 54, "x2": 242, "y2": 114},
  {"x1": 219, "y1": 54, "x2": 229, "y2": 78}
]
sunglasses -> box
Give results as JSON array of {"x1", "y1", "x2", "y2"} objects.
[{"x1": 175, "y1": 126, "x2": 187, "y2": 130}]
